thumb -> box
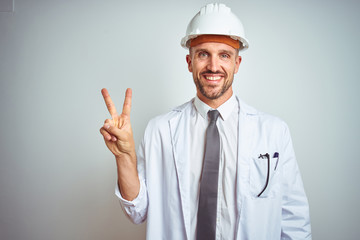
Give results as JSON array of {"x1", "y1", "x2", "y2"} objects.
[{"x1": 104, "y1": 123, "x2": 122, "y2": 139}]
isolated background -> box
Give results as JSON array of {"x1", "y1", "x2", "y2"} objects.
[{"x1": 1, "y1": 0, "x2": 359, "y2": 239}]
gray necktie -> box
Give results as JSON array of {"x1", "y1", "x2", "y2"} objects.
[{"x1": 197, "y1": 110, "x2": 220, "y2": 240}]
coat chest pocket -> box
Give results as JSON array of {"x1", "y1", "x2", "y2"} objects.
[{"x1": 249, "y1": 152, "x2": 281, "y2": 198}]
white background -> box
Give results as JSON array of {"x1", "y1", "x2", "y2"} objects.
[{"x1": 1, "y1": 0, "x2": 359, "y2": 239}]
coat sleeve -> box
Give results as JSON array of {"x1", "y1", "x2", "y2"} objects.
[
  {"x1": 280, "y1": 123, "x2": 312, "y2": 239},
  {"x1": 115, "y1": 137, "x2": 148, "y2": 225}
]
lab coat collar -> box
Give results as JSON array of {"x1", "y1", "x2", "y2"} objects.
[
  {"x1": 193, "y1": 94, "x2": 238, "y2": 121},
  {"x1": 173, "y1": 95, "x2": 258, "y2": 116}
]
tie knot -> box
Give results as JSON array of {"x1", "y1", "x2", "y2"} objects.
[{"x1": 208, "y1": 110, "x2": 220, "y2": 122}]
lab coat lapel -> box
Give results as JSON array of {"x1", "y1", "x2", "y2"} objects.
[
  {"x1": 168, "y1": 101, "x2": 193, "y2": 240},
  {"x1": 234, "y1": 97, "x2": 258, "y2": 235}
]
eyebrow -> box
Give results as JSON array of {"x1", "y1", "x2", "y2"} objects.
[
  {"x1": 220, "y1": 50, "x2": 235, "y2": 56},
  {"x1": 193, "y1": 48, "x2": 235, "y2": 56}
]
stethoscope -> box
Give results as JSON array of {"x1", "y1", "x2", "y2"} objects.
[{"x1": 257, "y1": 152, "x2": 279, "y2": 197}]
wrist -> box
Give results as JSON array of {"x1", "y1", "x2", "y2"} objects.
[
  {"x1": 115, "y1": 152, "x2": 136, "y2": 164},
  {"x1": 115, "y1": 154, "x2": 137, "y2": 177}
]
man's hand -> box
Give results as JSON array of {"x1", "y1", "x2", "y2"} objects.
[
  {"x1": 100, "y1": 88, "x2": 139, "y2": 201},
  {"x1": 100, "y1": 88, "x2": 136, "y2": 159}
]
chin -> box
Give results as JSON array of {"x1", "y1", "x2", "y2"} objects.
[{"x1": 202, "y1": 90, "x2": 224, "y2": 100}]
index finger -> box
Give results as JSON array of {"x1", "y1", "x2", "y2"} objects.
[
  {"x1": 122, "y1": 88, "x2": 132, "y2": 116},
  {"x1": 101, "y1": 88, "x2": 118, "y2": 118}
]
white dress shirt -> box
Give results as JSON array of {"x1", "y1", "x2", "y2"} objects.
[{"x1": 190, "y1": 94, "x2": 239, "y2": 240}]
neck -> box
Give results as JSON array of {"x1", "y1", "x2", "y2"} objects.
[{"x1": 197, "y1": 88, "x2": 233, "y2": 109}]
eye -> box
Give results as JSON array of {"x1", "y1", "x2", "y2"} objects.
[
  {"x1": 198, "y1": 52, "x2": 209, "y2": 58},
  {"x1": 220, "y1": 53, "x2": 230, "y2": 59}
]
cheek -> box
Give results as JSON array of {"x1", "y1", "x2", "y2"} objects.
[
  {"x1": 192, "y1": 61, "x2": 207, "y2": 73},
  {"x1": 233, "y1": 63, "x2": 239, "y2": 73},
  {"x1": 227, "y1": 61, "x2": 239, "y2": 74}
]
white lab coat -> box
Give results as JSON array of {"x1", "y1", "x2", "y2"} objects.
[{"x1": 118, "y1": 97, "x2": 311, "y2": 240}]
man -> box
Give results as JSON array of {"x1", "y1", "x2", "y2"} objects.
[{"x1": 100, "y1": 3, "x2": 311, "y2": 240}]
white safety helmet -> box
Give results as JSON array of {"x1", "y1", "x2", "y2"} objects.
[{"x1": 181, "y1": 3, "x2": 249, "y2": 51}]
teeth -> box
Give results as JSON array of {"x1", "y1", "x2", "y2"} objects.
[{"x1": 205, "y1": 76, "x2": 221, "y2": 80}]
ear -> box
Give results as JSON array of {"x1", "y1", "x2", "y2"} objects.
[
  {"x1": 186, "y1": 54, "x2": 193, "y2": 72},
  {"x1": 234, "y1": 55, "x2": 242, "y2": 74}
]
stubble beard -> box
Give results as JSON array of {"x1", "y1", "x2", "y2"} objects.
[{"x1": 194, "y1": 74, "x2": 234, "y2": 100}]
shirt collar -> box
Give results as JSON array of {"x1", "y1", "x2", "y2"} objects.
[{"x1": 193, "y1": 94, "x2": 237, "y2": 121}]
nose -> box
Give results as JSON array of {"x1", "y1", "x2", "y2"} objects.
[{"x1": 206, "y1": 56, "x2": 220, "y2": 72}]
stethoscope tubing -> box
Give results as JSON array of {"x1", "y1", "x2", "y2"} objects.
[{"x1": 257, "y1": 153, "x2": 270, "y2": 197}]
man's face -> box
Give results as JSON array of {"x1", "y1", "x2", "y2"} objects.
[{"x1": 186, "y1": 42, "x2": 241, "y2": 102}]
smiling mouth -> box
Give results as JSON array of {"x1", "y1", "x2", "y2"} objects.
[
  {"x1": 205, "y1": 76, "x2": 222, "y2": 80},
  {"x1": 202, "y1": 74, "x2": 224, "y2": 84},
  {"x1": 201, "y1": 71, "x2": 225, "y2": 82}
]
